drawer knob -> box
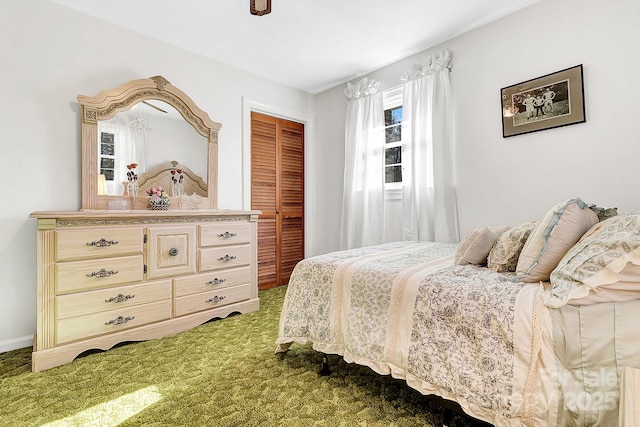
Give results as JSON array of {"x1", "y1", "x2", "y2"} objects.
[
  {"x1": 217, "y1": 255, "x2": 237, "y2": 262},
  {"x1": 86, "y1": 269, "x2": 119, "y2": 278},
  {"x1": 87, "y1": 238, "x2": 119, "y2": 248},
  {"x1": 206, "y1": 278, "x2": 226, "y2": 286},
  {"x1": 205, "y1": 295, "x2": 226, "y2": 304},
  {"x1": 105, "y1": 293, "x2": 135, "y2": 303},
  {"x1": 169, "y1": 247, "x2": 179, "y2": 257},
  {"x1": 104, "y1": 315, "x2": 135, "y2": 326},
  {"x1": 217, "y1": 232, "x2": 237, "y2": 239}
]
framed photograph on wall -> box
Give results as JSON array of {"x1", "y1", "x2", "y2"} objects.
[{"x1": 500, "y1": 64, "x2": 585, "y2": 138}]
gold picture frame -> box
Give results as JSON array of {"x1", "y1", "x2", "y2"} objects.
[{"x1": 501, "y1": 65, "x2": 585, "y2": 138}]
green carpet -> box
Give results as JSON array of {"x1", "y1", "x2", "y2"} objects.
[{"x1": 0, "y1": 286, "x2": 488, "y2": 426}]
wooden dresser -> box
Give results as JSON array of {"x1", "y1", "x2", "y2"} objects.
[{"x1": 29, "y1": 209, "x2": 260, "y2": 372}]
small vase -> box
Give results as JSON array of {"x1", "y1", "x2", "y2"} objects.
[
  {"x1": 149, "y1": 202, "x2": 170, "y2": 211},
  {"x1": 172, "y1": 181, "x2": 185, "y2": 209},
  {"x1": 127, "y1": 181, "x2": 139, "y2": 205}
]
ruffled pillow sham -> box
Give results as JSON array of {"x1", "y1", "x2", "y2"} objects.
[
  {"x1": 514, "y1": 198, "x2": 599, "y2": 283},
  {"x1": 546, "y1": 212, "x2": 640, "y2": 308}
]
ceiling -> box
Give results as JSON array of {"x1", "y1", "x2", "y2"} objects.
[{"x1": 53, "y1": 0, "x2": 539, "y2": 94}]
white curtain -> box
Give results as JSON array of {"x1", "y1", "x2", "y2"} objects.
[
  {"x1": 120, "y1": 116, "x2": 149, "y2": 174},
  {"x1": 401, "y1": 49, "x2": 459, "y2": 242},
  {"x1": 99, "y1": 115, "x2": 149, "y2": 195},
  {"x1": 340, "y1": 78, "x2": 386, "y2": 249}
]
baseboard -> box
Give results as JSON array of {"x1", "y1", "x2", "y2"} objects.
[{"x1": 0, "y1": 335, "x2": 33, "y2": 353}]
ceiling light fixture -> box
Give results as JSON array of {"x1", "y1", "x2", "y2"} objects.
[
  {"x1": 250, "y1": 0, "x2": 271, "y2": 16},
  {"x1": 142, "y1": 100, "x2": 168, "y2": 114}
]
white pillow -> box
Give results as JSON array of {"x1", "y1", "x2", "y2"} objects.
[
  {"x1": 514, "y1": 198, "x2": 599, "y2": 283},
  {"x1": 455, "y1": 225, "x2": 509, "y2": 265}
]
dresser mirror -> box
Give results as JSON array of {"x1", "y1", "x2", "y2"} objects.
[{"x1": 78, "y1": 76, "x2": 221, "y2": 210}]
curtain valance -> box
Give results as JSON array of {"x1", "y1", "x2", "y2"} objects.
[
  {"x1": 401, "y1": 49, "x2": 452, "y2": 82},
  {"x1": 344, "y1": 77, "x2": 381, "y2": 99}
]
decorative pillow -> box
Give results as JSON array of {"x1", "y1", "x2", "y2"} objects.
[
  {"x1": 514, "y1": 198, "x2": 599, "y2": 283},
  {"x1": 455, "y1": 225, "x2": 510, "y2": 265},
  {"x1": 589, "y1": 205, "x2": 618, "y2": 221},
  {"x1": 546, "y1": 212, "x2": 640, "y2": 308},
  {"x1": 487, "y1": 221, "x2": 537, "y2": 273}
]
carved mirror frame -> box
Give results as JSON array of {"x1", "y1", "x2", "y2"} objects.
[{"x1": 78, "y1": 75, "x2": 221, "y2": 210}]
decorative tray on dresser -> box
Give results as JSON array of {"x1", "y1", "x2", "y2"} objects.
[{"x1": 29, "y1": 210, "x2": 260, "y2": 372}]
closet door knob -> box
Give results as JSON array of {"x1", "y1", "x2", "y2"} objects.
[{"x1": 169, "y1": 247, "x2": 179, "y2": 257}]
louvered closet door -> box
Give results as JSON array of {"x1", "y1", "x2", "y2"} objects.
[{"x1": 251, "y1": 112, "x2": 304, "y2": 290}]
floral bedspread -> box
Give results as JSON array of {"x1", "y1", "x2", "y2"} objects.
[
  {"x1": 407, "y1": 265, "x2": 520, "y2": 420},
  {"x1": 276, "y1": 241, "x2": 524, "y2": 424}
]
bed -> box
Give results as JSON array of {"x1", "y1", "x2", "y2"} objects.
[{"x1": 275, "y1": 198, "x2": 640, "y2": 426}]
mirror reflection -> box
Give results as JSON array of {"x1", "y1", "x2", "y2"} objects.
[{"x1": 97, "y1": 100, "x2": 207, "y2": 196}]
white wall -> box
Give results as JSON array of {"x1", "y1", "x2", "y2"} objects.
[
  {"x1": 0, "y1": 0, "x2": 313, "y2": 350},
  {"x1": 313, "y1": 0, "x2": 640, "y2": 256}
]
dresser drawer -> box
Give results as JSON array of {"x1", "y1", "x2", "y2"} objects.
[
  {"x1": 56, "y1": 227, "x2": 143, "y2": 261},
  {"x1": 174, "y1": 266, "x2": 250, "y2": 297},
  {"x1": 147, "y1": 226, "x2": 197, "y2": 279},
  {"x1": 199, "y1": 223, "x2": 251, "y2": 247},
  {"x1": 56, "y1": 255, "x2": 144, "y2": 294},
  {"x1": 56, "y1": 300, "x2": 171, "y2": 345},
  {"x1": 56, "y1": 280, "x2": 172, "y2": 319},
  {"x1": 198, "y1": 245, "x2": 251, "y2": 272},
  {"x1": 174, "y1": 283, "x2": 251, "y2": 317}
]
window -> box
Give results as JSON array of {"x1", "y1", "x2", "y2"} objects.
[
  {"x1": 383, "y1": 87, "x2": 403, "y2": 186},
  {"x1": 384, "y1": 106, "x2": 402, "y2": 183},
  {"x1": 99, "y1": 131, "x2": 116, "y2": 181}
]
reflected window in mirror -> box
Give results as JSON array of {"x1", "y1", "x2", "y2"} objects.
[{"x1": 99, "y1": 131, "x2": 115, "y2": 181}]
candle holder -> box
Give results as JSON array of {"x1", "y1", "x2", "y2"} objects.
[{"x1": 171, "y1": 168, "x2": 185, "y2": 209}]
